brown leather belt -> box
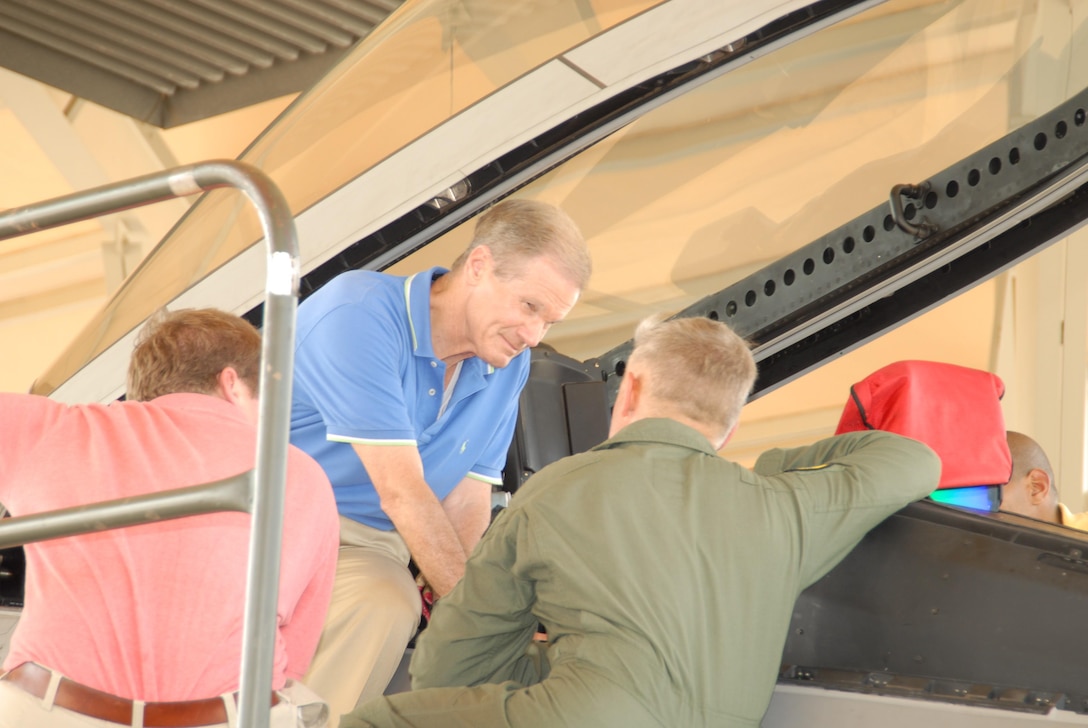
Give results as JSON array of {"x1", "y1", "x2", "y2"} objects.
[{"x1": 1, "y1": 662, "x2": 278, "y2": 726}]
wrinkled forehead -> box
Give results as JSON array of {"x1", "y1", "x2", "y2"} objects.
[
  {"x1": 508, "y1": 257, "x2": 581, "y2": 311},
  {"x1": 496, "y1": 252, "x2": 576, "y2": 287}
]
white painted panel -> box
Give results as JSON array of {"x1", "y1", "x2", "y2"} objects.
[
  {"x1": 765, "y1": 684, "x2": 1088, "y2": 726},
  {"x1": 564, "y1": 0, "x2": 883, "y2": 89},
  {"x1": 293, "y1": 59, "x2": 600, "y2": 274}
]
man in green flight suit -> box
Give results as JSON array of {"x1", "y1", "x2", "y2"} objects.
[{"x1": 344, "y1": 315, "x2": 941, "y2": 728}]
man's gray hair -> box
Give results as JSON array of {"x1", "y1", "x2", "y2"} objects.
[
  {"x1": 452, "y1": 198, "x2": 591, "y2": 290},
  {"x1": 629, "y1": 315, "x2": 756, "y2": 435}
]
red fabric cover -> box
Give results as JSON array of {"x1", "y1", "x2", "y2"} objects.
[{"x1": 835, "y1": 360, "x2": 1011, "y2": 489}]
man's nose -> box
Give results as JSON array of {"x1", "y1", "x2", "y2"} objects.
[{"x1": 520, "y1": 318, "x2": 547, "y2": 348}]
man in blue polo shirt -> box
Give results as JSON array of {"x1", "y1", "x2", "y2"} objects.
[{"x1": 289, "y1": 198, "x2": 591, "y2": 723}]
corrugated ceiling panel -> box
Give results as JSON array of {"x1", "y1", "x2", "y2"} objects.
[{"x1": 0, "y1": 0, "x2": 403, "y2": 126}]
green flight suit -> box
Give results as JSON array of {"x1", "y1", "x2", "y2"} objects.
[{"x1": 345, "y1": 419, "x2": 940, "y2": 728}]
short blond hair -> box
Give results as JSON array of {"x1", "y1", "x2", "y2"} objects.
[
  {"x1": 452, "y1": 198, "x2": 590, "y2": 290},
  {"x1": 629, "y1": 316, "x2": 756, "y2": 434},
  {"x1": 127, "y1": 308, "x2": 262, "y2": 401}
]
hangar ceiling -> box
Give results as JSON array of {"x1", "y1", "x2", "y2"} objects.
[
  {"x1": 0, "y1": 0, "x2": 403, "y2": 127},
  {"x1": 0, "y1": 0, "x2": 401, "y2": 393}
]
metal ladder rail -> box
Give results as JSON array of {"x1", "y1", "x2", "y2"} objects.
[{"x1": 0, "y1": 160, "x2": 299, "y2": 728}]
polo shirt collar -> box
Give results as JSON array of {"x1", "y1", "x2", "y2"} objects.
[
  {"x1": 403, "y1": 266, "x2": 496, "y2": 377},
  {"x1": 403, "y1": 266, "x2": 447, "y2": 359},
  {"x1": 595, "y1": 417, "x2": 719, "y2": 457}
]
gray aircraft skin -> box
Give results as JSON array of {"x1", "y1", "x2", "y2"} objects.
[{"x1": 7, "y1": 0, "x2": 1088, "y2": 724}]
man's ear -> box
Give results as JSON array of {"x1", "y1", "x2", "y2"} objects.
[
  {"x1": 608, "y1": 366, "x2": 643, "y2": 437},
  {"x1": 618, "y1": 368, "x2": 642, "y2": 418},
  {"x1": 464, "y1": 245, "x2": 493, "y2": 285},
  {"x1": 216, "y1": 366, "x2": 247, "y2": 405},
  {"x1": 1027, "y1": 468, "x2": 1052, "y2": 504}
]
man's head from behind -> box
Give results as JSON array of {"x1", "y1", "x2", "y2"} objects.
[
  {"x1": 1000, "y1": 430, "x2": 1059, "y2": 523},
  {"x1": 610, "y1": 316, "x2": 756, "y2": 449},
  {"x1": 127, "y1": 308, "x2": 262, "y2": 413}
]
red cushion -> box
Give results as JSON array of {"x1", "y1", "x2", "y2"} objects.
[{"x1": 835, "y1": 360, "x2": 1011, "y2": 489}]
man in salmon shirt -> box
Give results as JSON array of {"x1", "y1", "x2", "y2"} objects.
[{"x1": 0, "y1": 308, "x2": 339, "y2": 728}]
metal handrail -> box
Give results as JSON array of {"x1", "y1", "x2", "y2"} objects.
[{"x1": 0, "y1": 160, "x2": 299, "y2": 728}]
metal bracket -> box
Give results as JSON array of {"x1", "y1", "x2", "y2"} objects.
[{"x1": 889, "y1": 182, "x2": 938, "y2": 239}]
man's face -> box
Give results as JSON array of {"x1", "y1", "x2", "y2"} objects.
[{"x1": 467, "y1": 254, "x2": 581, "y2": 368}]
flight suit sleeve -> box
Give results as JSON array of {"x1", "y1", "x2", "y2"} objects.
[
  {"x1": 409, "y1": 506, "x2": 543, "y2": 689},
  {"x1": 754, "y1": 430, "x2": 940, "y2": 587}
]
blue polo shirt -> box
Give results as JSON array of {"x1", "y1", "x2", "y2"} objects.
[{"x1": 289, "y1": 267, "x2": 529, "y2": 530}]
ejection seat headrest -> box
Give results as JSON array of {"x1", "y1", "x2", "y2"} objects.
[{"x1": 835, "y1": 360, "x2": 1012, "y2": 489}]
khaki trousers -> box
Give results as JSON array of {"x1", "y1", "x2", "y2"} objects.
[{"x1": 304, "y1": 517, "x2": 421, "y2": 728}]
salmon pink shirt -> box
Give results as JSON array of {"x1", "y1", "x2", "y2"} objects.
[{"x1": 0, "y1": 392, "x2": 338, "y2": 702}]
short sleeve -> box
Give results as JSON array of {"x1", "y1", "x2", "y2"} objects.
[{"x1": 294, "y1": 295, "x2": 416, "y2": 443}]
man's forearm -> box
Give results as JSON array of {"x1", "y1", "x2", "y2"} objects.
[
  {"x1": 384, "y1": 492, "x2": 468, "y2": 596},
  {"x1": 443, "y1": 478, "x2": 492, "y2": 557},
  {"x1": 755, "y1": 429, "x2": 936, "y2": 489},
  {"x1": 352, "y1": 443, "x2": 477, "y2": 596}
]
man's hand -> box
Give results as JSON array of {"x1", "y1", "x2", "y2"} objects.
[
  {"x1": 415, "y1": 572, "x2": 437, "y2": 623},
  {"x1": 441, "y1": 477, "x2": 492, "y2": 556},
  {"x1": 352, "y1": 443, "x2": 467, "y2": 595}
]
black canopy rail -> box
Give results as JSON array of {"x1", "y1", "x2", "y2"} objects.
[{"x1": 595, "y1": 85, "x2": 1088, "y2": 403}]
